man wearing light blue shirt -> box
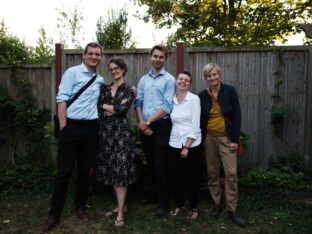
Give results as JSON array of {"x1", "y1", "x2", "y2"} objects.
[
  {"x1": 40, "y1": 42, "x2": 104, "y2": 233},
  {"x1": 134, "y1": 44, "x2": 176, "y2": 218}
]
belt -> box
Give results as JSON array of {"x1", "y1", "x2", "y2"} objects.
[{"x1": 66, "y1": 118, "x2": 98, "y2": 124}]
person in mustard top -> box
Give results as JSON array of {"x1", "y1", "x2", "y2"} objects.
[{"x1": 198, "y1": 63, "x2": 246, "y2": 228}]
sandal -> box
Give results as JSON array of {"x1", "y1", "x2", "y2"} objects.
[
  {"x1": 187, "y1": 209, "x2": 199, "y2": 220},
  {"x1": 114, "y1": 219, "x2": 125, "y2": 227},
  {"x1": 170, "y1": 207, "x2": 187, "y2": 217},
  {"x1": 104, "y1": 206, "x2": 127, "y2": 217}
]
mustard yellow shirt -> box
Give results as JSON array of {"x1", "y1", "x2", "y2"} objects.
[{"x1": 207, "y1": 102, "x2": 226, "y2": 136}]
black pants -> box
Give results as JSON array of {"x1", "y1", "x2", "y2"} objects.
[
  {"x1": 49, "y1": 119, "x2": 99, "y2": 217},
  {"x1": 141, "y1": 118, "x2": 171, "y2": 210},
  {"x1": 168, "y1": 145, "x2": 201, "y2": 209}
]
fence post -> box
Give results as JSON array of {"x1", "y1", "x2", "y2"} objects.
[
  {"x1": 308, "y1": 48, "x2": 312, "y2": 176},
  {"x1": 55, "y1": 43, "x2": 63, "y2": 114},
  {"x1": 176, "y1": 41, "x2": 184, "y2": 76}
]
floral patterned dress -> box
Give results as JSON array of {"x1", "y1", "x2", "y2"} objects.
[{"x1": 96, "y1": 82, "x2": 136, "y2": 186}]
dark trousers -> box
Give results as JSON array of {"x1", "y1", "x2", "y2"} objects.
[
  {"x1": 49, "y1": 119, "x2": 99, "y2": 217},
  {"x1": 141, "y1": 118, "x2": 171, "y2": 210},
  {"x1": 168, "y1": 145, "x2": 201, "y2": 209}
]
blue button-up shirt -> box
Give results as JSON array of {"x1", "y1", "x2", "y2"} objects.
[
  {"x1": 56, "y1": 63, "x2": 104, "y2": 120},
  {"x1": 134, "y1": 68, "x2": 176, "y2": 120}
]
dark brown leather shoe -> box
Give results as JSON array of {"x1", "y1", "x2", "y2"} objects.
[
  {"x1": 39, "y1": 215, "x2": 59, "y2": 233},
  {"x1": 76, "y1": 209, "x2": 90, "y2": 222}
]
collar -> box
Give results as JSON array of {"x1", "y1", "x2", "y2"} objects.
[
  {"x1": 81, "y1": 63, "x2": 98, "y2": 76},
  {"x1": 173, "y1": 91, "x2": 191, "y2": 104},
  {"x1": 148, "y1": 68, "x2": 166, "y2": 78}
]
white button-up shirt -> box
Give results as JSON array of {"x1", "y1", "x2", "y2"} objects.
[{"x1": 169, "y1": 91, "x2": 202, "y2": 148}]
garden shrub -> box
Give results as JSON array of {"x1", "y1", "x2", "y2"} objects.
[
  {"x1": 0, "y1": 163, "x2": 55, "y2": 195},
  {"x1": 239, "y1": 166, "x2": 309, "y2": 192}
]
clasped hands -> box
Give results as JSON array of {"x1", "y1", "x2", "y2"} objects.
[{"x1": 138, "y1": 121, "x2": 153, "y2": 136}]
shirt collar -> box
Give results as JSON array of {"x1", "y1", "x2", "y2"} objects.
[
  {"x1": 148, "y1": 68, "x2": 166, "y2": 78},
  {"x1": 80, "y1": 63, "x2": 98, "y2": 76},
  {"x1": 174, "y1": 91, "x2": 191, "y2": 104}
]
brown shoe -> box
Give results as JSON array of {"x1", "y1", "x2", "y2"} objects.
[
  {"x1": 39, "y1": 215, "x2": 59, "y2": 233},
  {"x1": 76, "y1": 209, "x2": 90, "y2": 222}
]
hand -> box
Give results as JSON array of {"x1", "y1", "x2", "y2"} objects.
[
  {"x1": 120, "y1": 98, "x2": 128, "y2": 104},
  {"x1": 229, "y1": 142, "x2": 238, "y2": 152},
  {"x1": 180, "y1": 148, "x2": 189, "y2": 159},
  {"x1": 59, "y1": 119, "x2": 67, "y2": 130},
  {"x1": 138, "y1": 120, "x2": 148, "y2": 131},
  {"x1": 131, "y1": 86, "x2": 137, "y2": 97},
  {"x1": 143, "y1": 127, "x2": 153, "y2": 136},
  {"x1": 105, "y1": 111, "x2": 113, "y2": 116}
]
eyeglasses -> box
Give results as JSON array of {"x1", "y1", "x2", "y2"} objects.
[{"x1": 109, "y1": 67, "x2": 120, "y2": 72}]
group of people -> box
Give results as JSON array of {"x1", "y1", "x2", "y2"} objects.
[{"x1": 39, "y1": 42, "x2": 246, "y2": 233}]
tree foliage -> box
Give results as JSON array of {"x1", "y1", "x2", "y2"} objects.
[
  {"x1": 0, "y1": 21, "x2": 38, "y2": 64},
  {"x1": 96, "y1": 8, "x2": 136, "y2": 49},
  {"x1": 35, "y1": 27, "x2": 54, "y2": 64},
  {"x1": 131, "y1": 0, "x2": 312, "y2": 46},
  {"x1": 0, "y1": 21, "x2": 54, "y2": 64},
  {"x1": 56, "y1": 5, "x2": 84, "y2": 49}
]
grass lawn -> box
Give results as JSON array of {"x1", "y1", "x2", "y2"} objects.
[{"x1": 1, "y1": 183, "x2": 312, "y2": 234}]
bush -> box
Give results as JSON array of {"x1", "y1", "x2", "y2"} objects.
[
  {"x1": 0, "y1": 68, "x2": 51, "y2": 166},
  {"x1": 239, "y1": 166, "x2": 310, "y2": 192},
  {"x1": 269, "y1": 152, "x2": 305, "y2": 173},
  {"x1": 0, "y1": 164, "x2": 55, "y2": 195}
]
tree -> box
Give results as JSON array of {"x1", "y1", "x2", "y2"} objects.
[
  {"x1": 96, "y1": 8, "x2": 136, "y2": 49},
  {"x1": 131, "y1": 0, "x2": 312, "y2": 46},
  {"x1": 56, "y1": 5, "x2": 85, "y2": 49},
  {"x1": 35, "y1": 27, "x2": 54, "y2": 64},
  {"x1": 0, "y1": 21, "x2": 37, "y2": 64}
]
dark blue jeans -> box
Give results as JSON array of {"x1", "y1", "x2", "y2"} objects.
[
  {"x1": 49, "y1": 119, "x2": 99, "y2": 217},
  {"x1": 141, "y1": 118, "x2": 171, "y2": 210}
]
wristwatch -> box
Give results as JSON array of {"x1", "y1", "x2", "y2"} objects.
[{"x1": 146, "y1": 119, "x2": 151, "y2": 126}]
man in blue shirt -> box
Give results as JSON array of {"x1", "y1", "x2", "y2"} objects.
[
  {"x1": 40, "y1": 42, "x2": 104, "y2": 233},
  {"x1": 134, "y1": 44, "x2": 176, "y2": 218}
]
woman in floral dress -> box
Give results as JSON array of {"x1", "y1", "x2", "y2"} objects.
[{"x1": 97, "y1": 57, "x2": 136, "y2": 227}]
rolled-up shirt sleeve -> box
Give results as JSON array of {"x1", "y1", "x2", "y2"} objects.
[
  {"x1": 134, "y1": 78, "x2": 144, "y2": 110},
  {"x1": 56, "y1": 70, "x2": 74, "y2": 103}
]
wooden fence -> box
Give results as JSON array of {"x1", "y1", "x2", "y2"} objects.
[{"x1": 1, "y1": 44, "x2": 311, "y2": 172}]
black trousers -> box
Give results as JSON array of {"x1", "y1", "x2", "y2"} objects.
[
  {"x1": 141, "y1": 118, "x2": 171, "y2": 210},
  {"x1": 49, "y1": 119, "x2": 99, "y2": 217},
  {"x1": 168, "y1": 145, "x2": 202, "y2": 209}
]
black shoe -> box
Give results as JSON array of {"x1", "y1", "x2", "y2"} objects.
[
  {"x1": 228, "y1": 212, "x2": 246, "y2": 228},
  {"x1": 210, "y1": 205, "x2": 222, "y2": 219},
  {"x1": 153, "y1": 208, "x2": 169, "y2": 218}
]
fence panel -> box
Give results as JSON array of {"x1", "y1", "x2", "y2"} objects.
[{"x1": 185, "y1": 47, "x2": 310, "y2": 168}]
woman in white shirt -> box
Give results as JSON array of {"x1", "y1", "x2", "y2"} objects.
[{"x1": 168, "y1": 71, "x2": 202, "y2": 220}]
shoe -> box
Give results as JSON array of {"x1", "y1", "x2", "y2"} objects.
[
  {"x1": 76, "y1": 209, "x2": 90, "y2": 222},
  {"x1": 187, "y1": 209, "x2": 199, "y2": 220},
  {"x1": 228, "y1": 211, "x2": 246, "y2": 228},
  {"x1": 39, "y1": 215, "x2": 59, "y2": 233},
  {"x1": 153, "y1": 208, "x2": 169, "y2": 218},
  {"x1": 210, "y1": 205, "x2": 222, "y2": 219},
  {"x1": 114, "y1": 218, "x2": 125, "y2": 227}
]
